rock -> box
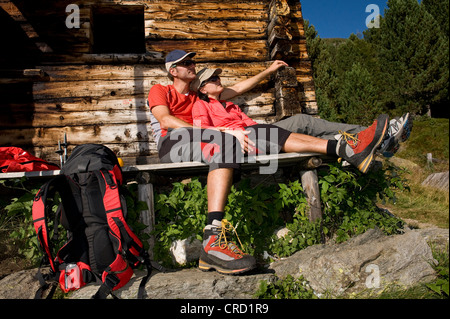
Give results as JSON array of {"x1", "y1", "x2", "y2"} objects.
[
  {"x1": 1, "y1": 228, "x2": 446, "y2": 299},
  {"x1": 422, "y1": 171, "x2": 449, "y2": 191},
  {"x1": 170, "y1": 236, "x2": 202, "y2": 266},
  {"x1": 388, "y1": 157, "x2": 420, "y2": 171},
  {"x1": 269, "y1": 228, "x2": 438, "y2": 296},
  {"x1": 414, "y1": 227, "x2": 449, "y2": 252},
  {"x1": 70, "y1": 269, "x2": 276, "y2": 299},
  {"x1": 274, "y1": 227, "x2": 289, "y2": 239},
  {"x1": 0, "y1": 269, "x2": 40, "y2": 299}
]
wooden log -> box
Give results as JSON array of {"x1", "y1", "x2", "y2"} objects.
[
  {"x1": 144, "y1": 1, "x2": 268, "y2": 20},
  {"x1": 147, "y1": 39, "x2": 268, "y2": 62},
  {"x1": 0, "y1": 69, "x2": 49, "y2": 84},
  {"x1": 24, "y1": 98, "x2": 274, "y2": 128},
  {"x1": 296, "y1": 157, "x2": 323, "y2": 170},
  {"x1": 32, "y1": 79, "x2": 154, "y2": 100},
  {"x1": 32, "y1": 69, "x2": 275, "y2": 101},
  {"x1": 32, "y1": 142, "x2": 159, "y2": 165},
  {"x1": 38, "y1": 62, "x2": 271, "y2": 82},
  {"x1": 145, "y1": 19, "x2": 267, "y2": 40},
  {"x1": 270, "y1": 40, "x2": 308, "y2": 61},
  {"x1": 275, "y1": 67, "x2": 301, "y2": 119},
  {"x1": 41, "y1": 53, "x2": 164, "y2": 65},
  {"x1": 269, "y1": 0, "x2": 291, "y2": 19},
  {"x1": 299, "y1": 169, "x2": 322, "y2": 222},
  {"x1": 0, "y1": 124, "x2": 154, "y2": 147}
]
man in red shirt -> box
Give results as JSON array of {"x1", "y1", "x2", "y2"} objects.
[{"x1": 148, "y1": 50, "x2": 288, "y2": 274}]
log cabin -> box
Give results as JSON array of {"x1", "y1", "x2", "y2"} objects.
[{"x1": 0, "y1": 0, "x2": 318, "y2": 166}]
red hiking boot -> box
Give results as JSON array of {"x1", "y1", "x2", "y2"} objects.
[
  {"x1": 337, "y1": 114, "x2": 389, "y2": 173},
  {"x1": 199, "y1": 219, "x2": 256, "y2": 275}
]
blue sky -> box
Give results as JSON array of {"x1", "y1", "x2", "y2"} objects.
[{"x1": 301, "y1": 0, "x2": 389, "y2": 38}]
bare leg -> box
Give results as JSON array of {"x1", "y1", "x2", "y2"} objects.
[
  {"x1": 207, "y1": 168, "x2": 234, "y2": 212},
  {"x1": 281, "y1": 133, "x2": 329, "y2": 154}
]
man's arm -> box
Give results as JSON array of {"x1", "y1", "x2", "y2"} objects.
[
  {"x1": 151, "y1": 104, "x2": 193, "y2": 131},
  {"x1": 221, "y1": 60, "x2": 289, "y2": 101}
]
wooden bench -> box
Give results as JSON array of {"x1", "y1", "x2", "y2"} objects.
[{"x1": 0, "y1": 152, "x2": 327, "y2": 256}]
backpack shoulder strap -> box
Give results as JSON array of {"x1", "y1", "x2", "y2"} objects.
[
  {"x1": 93, "y1": 169, "x2": 152, "y2": 298},
  {"x1": 94, "y1": 169, "x2": 145, "y2": 257},
  {"x1": 32, "y1": 176, "x2": 65, "y2": 272}
]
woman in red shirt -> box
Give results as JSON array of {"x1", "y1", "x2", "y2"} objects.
[
  {"x1": 191, "y1": 68, "x2": 389, "y2": 173},
  {"x1": 192, "y1": 68, "x2": 331, "y2": 156}
]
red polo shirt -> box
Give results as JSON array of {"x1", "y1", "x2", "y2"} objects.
[
  {"x1": 192, "y1": 98, "x2": 257, "y2": 130},
  {"x1": 148, "y1": 84, "x2": 199, "y2": 137}
]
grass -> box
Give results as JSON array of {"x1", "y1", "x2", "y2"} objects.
[
  {"x1": 256, "y1": 116, "x2": 450, "y2": 300},
  {"x1": 382, "y1": 116, "x2": 449, "y2": 229}
]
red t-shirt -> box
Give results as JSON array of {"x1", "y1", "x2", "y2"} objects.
[
  {"x1": 192, "y1": 98, "x2": 257, "y2": 130},
  {"x1": 148, "y1": 84, "x2": 199, "y2": 137}
]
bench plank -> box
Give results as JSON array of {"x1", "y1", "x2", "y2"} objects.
[{"x1": 0, "y1": 152, "x2": 323, "y2": 180}]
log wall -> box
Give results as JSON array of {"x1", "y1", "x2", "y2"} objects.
[{"x1": 0, "y1": 0, "x2": 317, "y2": 165}]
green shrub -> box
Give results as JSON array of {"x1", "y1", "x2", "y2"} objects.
[
  {"x1": 153, "y1": 162, "x2": 407, "y2": 264},
  {"x1": 255, "y1": 275, "x2": 318, "y2": 299},
  {"x1": 1, "y1": 162, "x2": 407, "y2": 266},
  {"x1": 1, "y1": 178, "x2": 148, "y2": 266}
]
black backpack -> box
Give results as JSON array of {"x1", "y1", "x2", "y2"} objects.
[{"x1": 32, "y1": 144, "x2": 151, "y2": 299}]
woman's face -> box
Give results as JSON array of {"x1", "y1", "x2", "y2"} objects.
[{"x1": 199, "y1": 76, "x2": 224, "y2": 97}]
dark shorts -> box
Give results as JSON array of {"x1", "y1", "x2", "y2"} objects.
[
  {"x1": 157, "y1": 124, "x2": 292, "y2": 172},
  {"x1": 244, "y1": 124, "x2": 292, "y2": 155},
  {"x1": 158, "y1": 127, "x2": 242, "y2": 172}
]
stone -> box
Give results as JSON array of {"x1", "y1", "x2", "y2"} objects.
[
  {"x1": 269, "y1": 228, "x2": 438, "y2": 296},
  {"x1": 1, "y1": 227, "x2": 446, "y2": 299},
  {"x1": 422, "y1": 171, "x2": 449, "y2": 191},
  {"x1": 0, "y1": 269, "x2": 40, "y2": 299},
  {"x1": 170, "y1": 236, "x2": 203, "y2": 266},
  {"x1": 70, "y1": 269, "x2": 276, "y2": 299}
]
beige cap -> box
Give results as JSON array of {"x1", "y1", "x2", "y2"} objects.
[{"x1": 191, "y1": 68, "x2": 223, "y2": 92}]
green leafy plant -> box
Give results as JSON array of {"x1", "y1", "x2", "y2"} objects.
[
  {"x1": 5, "y1": 187, "x2": 42, "y2": 264},
  {"x1": 2, "y1": 160, "x2": 408, "y2": 269},
  {"x1": 1, "y1": 178, "x2": 149, "y2": 266},
  {"x1": 153, "y1": 179, "x2": 208, "y2": 265},
  {"x1": 255, "y1": 275, "x2": 318, "y2": 299},
  {"x1": 426, "y1": 245, "x2": 449, "y2": 297},
  {"x1": 319, "y1": 162, "x2": 406, "y2": 244},
  {"x1": 152, "y1": 162, "x2": 406, "y2": 264}
]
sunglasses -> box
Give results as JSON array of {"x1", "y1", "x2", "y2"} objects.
[
  {"x1": 171, "y1": 60, "x2": 196, "y2": 68},
  {"x1": 200, "y1": 76, "x2": 221, "y2": 87}
]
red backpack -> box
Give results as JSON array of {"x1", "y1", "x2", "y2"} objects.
[
  {"x1": 0, "y1": 147, "x2": 60, "y2": 173},
  {"x1": 32, "y1": 144, "x2": 152, "y2": 299}
]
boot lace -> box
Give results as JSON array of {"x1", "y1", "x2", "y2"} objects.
[
  {"x1": 339, "y1": 131, "x2": 360, "y2": 149},
  {"x1": 217, "y1": 219, "x2": 245, "y2": 255}
]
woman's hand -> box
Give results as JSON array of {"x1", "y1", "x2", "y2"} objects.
[
  {"x1": 224, "y1": 129, "x2": 255, "y2": 154},
  {"x1": 267, "y1": 60, "x2": 289, "y2": 74}
]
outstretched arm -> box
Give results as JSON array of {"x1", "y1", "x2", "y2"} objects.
[{"x1": 221, "y1": 60, "x2": 289, "y2": 100}]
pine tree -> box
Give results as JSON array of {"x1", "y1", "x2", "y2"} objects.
[
  {"x1": 366, "y1": 0, "x2": 449, "y2": 116},
  {"x1": 305, "y1": 21, "x2": 341, "y2": 122},
  {"x1": 337, "y1": 62, "x2": 384, "y2": 125},
  {"x1": 422, "y1": 0, "x2": 449, "y2": 38}
]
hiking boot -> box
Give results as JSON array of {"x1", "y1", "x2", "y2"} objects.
[
  {"x1": 199, "y1": 219, "x2": 256, "y2": 275},
  {"x1": 337, "y1": 114, "x2": 389, "y2": 174},
  {"x1": 378, "y1": 113, "x2": 413, "y2": 158}
]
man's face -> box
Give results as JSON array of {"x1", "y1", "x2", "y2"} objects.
[{"x1": 170, "y1": 59, "x2": 197, "y2": 82}]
